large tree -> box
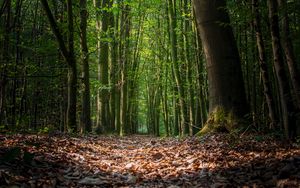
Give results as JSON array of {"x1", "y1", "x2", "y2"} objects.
[{"x1": 192, "y1": 0, "x2": 248, "y2": 125}]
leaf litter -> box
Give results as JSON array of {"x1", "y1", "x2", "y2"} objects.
[{"x1": 0, "y1": 133, "x2": 299, "y2": 187}]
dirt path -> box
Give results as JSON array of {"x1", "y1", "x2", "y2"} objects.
[{"x1": 0, "y1": 134, "x2": 300, "y2": 187}]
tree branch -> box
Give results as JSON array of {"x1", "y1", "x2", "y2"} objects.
[{"x1": 40, "y1": 0, "x2": 70, "y2": 65}]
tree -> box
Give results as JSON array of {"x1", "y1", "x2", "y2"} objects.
[
  {"x1": 278, "y1": 0, "x2": 300, "y2": 109},
  {"x1": 192, "y1": 0, "x2": 248, "y2": 127},
  {"x1": 167, "y1": 0, "x2": 188, "y2": 136},
  {"x1": 267, "y1": 0, "x2": 297, "y2": 139},
  {"x1": 252, "y1": 0, "x2": 277, "y2": 128},
  {"x1": 0, "y1": 0, "x2": 11, "y2": 126},
  {"x1": 80, "y1": 0, "x2": 92, "y2": 133},
  {"x1": 119, "y1": 1, "x2": 131, "y2": 136},
  {"x1": 94, "y1": 0, "x2": 111, "y2": 133},
  {"x1": 41, "y1": 0, "x2": 78, "y2": 132}
]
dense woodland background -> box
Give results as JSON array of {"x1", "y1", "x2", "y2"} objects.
[{"x1": 0, "y1": 0, "x2": 300, "y2": 139}]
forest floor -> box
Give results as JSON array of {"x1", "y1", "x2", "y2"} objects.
[{"x1": 0, "y1": 133, "x2": 300, "y2": 188}]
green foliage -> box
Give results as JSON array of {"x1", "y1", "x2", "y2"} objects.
[
  {"x1": 38, "y1": 127, "x2": 50, "y2": 134},
  {"x1": 3, "y1": 0, "x2": 299, "y2": 138},
  {"x1": 38, "y1": 126, "x2": 57, "y2": 134}
]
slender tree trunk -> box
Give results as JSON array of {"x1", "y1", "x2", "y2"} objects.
[
  {"x1": 167, "y1": 0, "x2": 187, "y2": 136},
  {"x1": 80, "y1": 0, "x2": 91, "y2": 133},
  {"x1": 0, "y1": 0, "x2": 11, "y2": 126},
  {"x1": 267, "y1": 0, "x2": 296, "y2": 139},
  {"x1": 119, "y1": 3, "x2": 131, "y2": 136},
  {"x1": 41, "y1": 0, "x2": 77, "y2": 132},
  {"x1": 109, "y1": 0, "x2": 117, "y2": 131},
  {"x1": 183, "y1": 0, "x2": 195, "y2": 135},
  {"x1": 66, "y1": 0, "x2": 77, "y2": 132},
  {"x1": 96, "y1": 0, "x2": 110, "y2": 133},
  {"x1": 162, "y1": 73, "x2": 170, "y2": 136},
  {"x1": 11, "y1": 0, "x2": 22, "y2": 128},
  {"x1": 193, "y1": 0, "x2": 248, "y2": 119},
  {"x1": 278, "y1": 0, "x2": 300, "y2": 109},
  {"x1": 113, "y1": 0, "x2": 121, "y2": 133},
  {"x1": 252, "y1": 0, "x2": 277, "y2": 128}
]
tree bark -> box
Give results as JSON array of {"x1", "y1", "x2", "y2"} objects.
[
  {"x1": 41, "y1": 0, "x2": 77, "y2": 132},
  {"x1": 267, "y1": 0, "x2": 296, "y2": 139},
  {"x1": 183, "y1": 0, "x2": 195, "y2": 135},
  {"x1": 278, "y1": 0, "x2": 300, "y2": 109},
  {"x1": 96, "y1": 0, "x2": 110, "y2": 133},
  {"x1": 193, "y1": 0, "x2": 248, "y2": 118},
  {"x1": 119, "y1": 3, "x2": 131, "y2": 136},
  {"x1": 167, "y1": 0, "x2": 188, "y2": 136},
  {"x1": 0, "y1": 0, "x2": 11, "y2": 126},
  {"x1": 79, "y1": 0, "x2": 91, "y2": 133},
  {"x1": 252, "y1": 0, "x2": 277, "y2": 128}
]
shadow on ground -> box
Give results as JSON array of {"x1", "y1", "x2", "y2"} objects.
[{"x1": 0, "y1": 134, "x2": 299, "y2": 187}]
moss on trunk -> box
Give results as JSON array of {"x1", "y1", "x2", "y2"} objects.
[{"x1": 196, "y1": 106, "x2": 241, "y2": 136}]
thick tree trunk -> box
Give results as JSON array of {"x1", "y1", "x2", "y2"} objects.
[
  {"x1": 193, "y1": 0, "x2": 248, "y2": 118},
  {"x1": 252, "y1": 0, "x2": 277, "y2": 128}
]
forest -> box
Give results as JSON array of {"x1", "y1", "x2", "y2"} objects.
[{"x1": 0, "y1": 0, "x2": 300, "y2": 187}]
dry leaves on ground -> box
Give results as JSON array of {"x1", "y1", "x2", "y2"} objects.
[{"x1": 0, "y1": 133, "x2": 300, "y2": 187}]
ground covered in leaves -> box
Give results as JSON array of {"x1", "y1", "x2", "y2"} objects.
[{"x1": 0, "y1": 133, "x2": 300, "y2": 188}]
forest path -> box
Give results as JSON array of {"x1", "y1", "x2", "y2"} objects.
[{"x1": 0, "y1": 134, "x2": 300, "y2": 187}]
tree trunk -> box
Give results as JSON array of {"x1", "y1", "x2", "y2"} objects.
[
  {"x1": 109, "y1": 0, "x2": 117, "y2": 132},
  {"x1": 267, "y1": 0, "x2": 296, "y2": 139},
  {"x1": 119, "y1": 3, "x2": 131, "y2": 136},
  {"x1": 66, "y1": 0, "x2": 77, "y2": 132},
  {"x1": 79, "y1": 0, "x2": 91, "y2": 133},
  {"x1": 0, "y1": 0, "x2": 11, "y2": 126},
  {"x1": 193, "y1": 0, "x2": 248, "y2": 119},
  {"x1": 183, "y1": 0, "x2": 195, "y2": 135},
  {"x1": 41, "y1": 0, "x2": 77, "y2": 132},
  {"x1": 167, "y1": 0, "x2": 188, "y2": 136},
  {"x1": 252, "y1": 0, "x2": 277, "y2": 128},
  {"x1": 96, "y1": 0, "x2": 110, "y2": 133},
  {"x1": 278, "y1": 0, "x2": 300, "y2": 109}
]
